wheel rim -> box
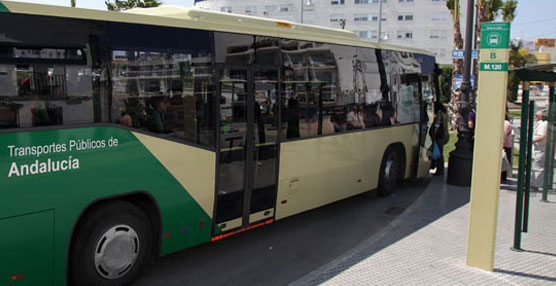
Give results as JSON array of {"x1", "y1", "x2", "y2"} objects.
[
  {"x1": 94, "y1": 224, "x2": 140, "y2": 280},
  {"x1": 384, "y1": 156, "x2": 398, "y2": 187}
]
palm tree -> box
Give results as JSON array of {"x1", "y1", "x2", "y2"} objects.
[
  {"x1": 71, "y1": 0, "x2": 76, "y2": 7},
  {"x1": 106, "y1": 0, "x2": 161, "y2": 11},
  {"x1": 447, "y1": 0, "x2": 464, "y2": 130},
  {"x1": 501, "y1": 0, "x2": 517, "y2": 22}
]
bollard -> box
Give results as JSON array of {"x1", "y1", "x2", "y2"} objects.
[
  {"x1": 523, "y1": 102, "x2": 535, "y2": 233},
  {"x1": 513, "y1": 82, "x2": 530, "y2": 250}
]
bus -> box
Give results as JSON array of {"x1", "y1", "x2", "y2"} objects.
[{"x1": 0, "y1": 2, "x2": 436, "y2": 285}]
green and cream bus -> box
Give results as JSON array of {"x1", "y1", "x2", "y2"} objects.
[{"x1": 0, "y1": 1, "x2": 436, "y2": 285}]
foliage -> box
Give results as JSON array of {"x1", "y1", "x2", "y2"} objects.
[
  {"x1": 502, "y1": 0, "x2": 518, "y2": 22},
  {"x1": 507, "y1": 41, "x2": 537, "y2": 102},
  {"x1": 481, "y1": 0, "x2": 504, "y2": 22},
  {"x1": 105, "y1": 0, "x2": 161, "y2": 11},
  {"x1": 444, "y1": 131, "x2": 457, "y2": 161},
  {"x1": 438, "y1": 66, "x2": 454, "y2": 103}
]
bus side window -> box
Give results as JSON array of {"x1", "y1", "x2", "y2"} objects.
[{"x1": 108, "y1": 49, "x2": 215, "y2": 148}]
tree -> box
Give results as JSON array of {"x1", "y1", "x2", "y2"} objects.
[
  {"x1": 507, "y1": 41, "x2": 537, "y2": 102},
  {"x1": 501, "y1": 0, "x2": 517, "y2": 22},
  {"x1": 105, "y1": 0, "x2": 161, "y2": 11},
  {"x1": 439, "y1": 66, "x2": 454, "y2": 104},
  {"x1": 474, "y1": 1, "x2": 518, "y2": 104},
  {"x1": 446, "y1": 0, "x2": 464, "y2": 129}
]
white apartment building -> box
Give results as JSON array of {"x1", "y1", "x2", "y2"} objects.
[{"x1": 195, "y1": 0, "x2": 463, "y2": 65}]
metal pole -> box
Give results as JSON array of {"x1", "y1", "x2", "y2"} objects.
[
  {"x1": 549, "y1": 85, "x2": 556, "y2": 192},
  {"x1": 513, "y1": 81, "x2": 530, "y2": 250},
  {"x1": 300, "y1": 0, "x2": 303, "y2": 23},
  {"x1": 542, "y1": 84, "x2": 555, "y2": 201},
  {"x1": 447, "y1": 0, "x2": 475, "y2": 186},
  {"x1": 377, "y1": 0, "x2": 383, "y2": 42},
  {"x1": 471, "y1": 0, "x2": 479, "y2": 105},
  {"x1": 523, "y1": 101, "x2": 535, "y2": 233}
]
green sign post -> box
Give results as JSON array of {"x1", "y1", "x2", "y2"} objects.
[{"x1": 479, "y1": 22, "x2": 511, "y2": 72}]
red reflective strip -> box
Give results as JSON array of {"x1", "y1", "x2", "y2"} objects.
[
  {"x1": 211, "y1": 219, "x2": 273, "y2": 242},
  {"x1": 163, "y1": 232, "x2": 172, "y2": 238},
  {"x1": 11, "y1": 274, "x2": 24, "y2": 281}
]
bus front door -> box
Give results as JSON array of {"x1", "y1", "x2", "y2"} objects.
[{"x1": 214, "y1": 66, "x2": 280, "y2": 235}]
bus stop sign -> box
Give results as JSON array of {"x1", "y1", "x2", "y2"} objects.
[
  {"x1": 479, "y1": 22, "x2": 510, "y2": 72},
  {"x1": 480, "y1": 22, "x2": 510, "y2": 49}
]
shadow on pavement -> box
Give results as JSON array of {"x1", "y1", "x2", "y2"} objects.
[
  {"x1": 134, "y1": 177, "x2": 450, "y2": 286},
  {"x1": 292, "y1": 175, "x2": 471, "y2": 286},
  {"x1": 494, "y1": 269, "x2": 556, "y2": 283},
  {"x1": 522, "y1": 248, "x2": 556, "y2": 258}
]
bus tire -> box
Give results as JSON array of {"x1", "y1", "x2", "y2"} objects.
[
  {"x1": 69, "y1": 201, "x2": 153, "y2": 286},
  {"x1": 377, "y1": 147, "x2": 401, "y2": 197}
]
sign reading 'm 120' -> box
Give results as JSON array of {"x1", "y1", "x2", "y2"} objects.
[{"x1": 479, "y1": 22, "x2": 510, "y2": 72}]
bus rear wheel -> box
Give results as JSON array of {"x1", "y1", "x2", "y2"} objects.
[
  {"x1": 377, "y1": 148, "x2": 401, "y2": 197},
  {"x1": 69, "y1": 201, "x2": 153, "y2": 286}
]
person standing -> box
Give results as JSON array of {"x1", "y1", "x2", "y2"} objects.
[
  {"x1": 429, "y1": 102, "x2": 449, "y2": 176},
  {"x1": 501, "y1": 115, "x2": 514, "y2": 181},
  {"x1": 532, "y1": 110, "x2": 548, "y2": 190}
]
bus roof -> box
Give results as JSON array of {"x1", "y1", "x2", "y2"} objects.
[{"x1": 0, "y1": 1, "x2": 433, "y2": 57}]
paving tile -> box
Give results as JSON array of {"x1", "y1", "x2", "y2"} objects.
[{"x1": 291, "y1": 176, "x2": 556, "y2": 286}]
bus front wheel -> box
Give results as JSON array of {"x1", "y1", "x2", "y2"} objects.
[
  {"x1": 69, "y1": 201, "x2": 153, "y2": 286},
  {"x1": 377, "y1": 147, "x2": 401, "y2": 197}
]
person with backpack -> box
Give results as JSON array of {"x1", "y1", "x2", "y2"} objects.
[{"x1": 429, "y1": 102, "x2": 450, "y2": 176}]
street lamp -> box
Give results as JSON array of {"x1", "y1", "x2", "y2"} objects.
[
  {"x1": 300, "y1": 0, "x2": 313, "y2": 23},
  {"x1": 447, "y1": 0, "x2": 475, "y2": 186}
]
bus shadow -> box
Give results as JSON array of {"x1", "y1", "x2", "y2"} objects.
[
  {"x1": 292, "y1": 175, "x2": 471, "y2": 286},
  {"x1": 134, "y1": 176, "x2": 468, "y2": 286}
]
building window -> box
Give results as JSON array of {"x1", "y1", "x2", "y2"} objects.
[
  {"x1": 397, "y1": 31, "x2": 413, "y2": 39},
  {"x1": 359, "y1": 31, "x2": 377, "y2": 39},
  {"x1": 245, "y1": 6, "x2": 256, "y2": 14},
  {"x1": 430, "y1": 30, "x2": 447, "y2": 39},
  {"x1": 432, "y1": 0, "x2": 446, "y2": 2},
  {"x1": 356, "y1": 0, "x2": 386, "y2": 3},
  {"x1": 331, "y1": 0, "x2": 345, "y2": 4},
  {"x1": 220, "y1": 6, "x2": 232, "y2": 13},
  {"x1": 280, "y1": 4, "x2": 293, "y2": 12},
  {"x1": 265, "y1": 5, "x2": 277, "y2": 13},
  {"x1": 330, "y1": 14, "x2": 344, "y2": 22},
  {"x1": 398, "y1": 14, "x2": 413, "y2": 21},
  {"x1": 399, "y1": 0, "x2": 414, "y2": 2},
  {"x1": 430, "y1": 48, "x2": 447, "y2": 57},
  {"x1": 354, "y1": 14, "x2": 369, "y2": 21},
  {"x1": 431, "y1": 12, "x2": 448, "y2": 21}
]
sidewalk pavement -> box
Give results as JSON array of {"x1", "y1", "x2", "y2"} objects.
[{"x1": 291, "y1": 175, "x2": 556, "y2": 286}]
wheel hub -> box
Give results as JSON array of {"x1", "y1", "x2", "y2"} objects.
[
  {"x1": 94, "y1": 225, "x2": 139, "y2": 280},
  {"x1": 385, "y1": 158, "x2": 397, "y2": 185}
]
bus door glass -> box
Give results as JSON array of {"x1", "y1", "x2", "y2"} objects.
[
  {"x1": 215, "y1": 67, "x2": 249, "y2": 232},
  {"x1": 215, "y1": 66, "x2": 279, "y2": 234},
  {"x1": 249, "y1": 67, "x2": 279, "y2": 225}
]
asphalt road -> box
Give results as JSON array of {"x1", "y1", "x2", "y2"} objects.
[{"x1": 134, "y1": 178, "x2": 430, "y2": 286}]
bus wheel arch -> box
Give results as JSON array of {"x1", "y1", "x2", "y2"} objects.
[
  {"x1": 67, "y1": 192, "x2": 162, "y2": 285},
  {"x1": 377, "y1": 143, "x2": 406, "y2": 197}
]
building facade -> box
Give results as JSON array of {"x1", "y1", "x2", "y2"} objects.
[{"x1": 195, "y1": 0, "x2": 458, "y2": 65}]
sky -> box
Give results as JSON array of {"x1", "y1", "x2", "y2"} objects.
[{"x1": 6, "y1": 0, "x2": 556, "y2": 41}]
